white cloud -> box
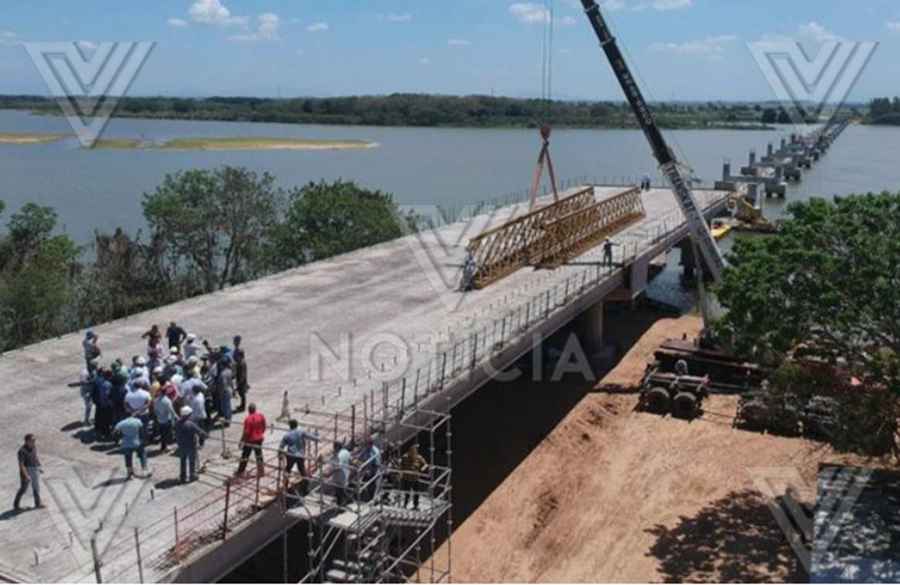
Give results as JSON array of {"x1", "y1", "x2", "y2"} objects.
[
  {"x1": 306, "y1": 22, "x2": 329, "y2": 32},
  {"x1": 168, "y1": 18, "x2": 189, "y2": 28},
  {"x1": 888, "y1": 21, "x2": 900, "y2": 32},
  {"x1": 590, "y1": 0, "x2": 692, "y2": 11},
  {"x1": 508, "y1": 4, "x2": 581, "y2": 26},
  {"x1": 0, "y1": 30, "x2": 18, "y2": 46},
  {"x1": 509, "y1": 3, "x2": 551, "y2": 24},
  {"x1": 229, "y1": 12, "x2": 281, "y2": 42},
  {"x1": 384, "y1": 13, "x2": 413, "y2": 23},
  {"x1": 448, "y1": 38, "x2": 471, "y2": 47},
  {"x1": 189, "y1": 0, "x2": 247, "y2": 26},
  {"x1": 753, "y1": 22, "x2": 846, "y2": 51},
  {"x1": 650, "y1": 34, "x2": 738, "y2": 56},
  {"x1": 797, "y1": 21, "x2": 843, "y2": 43},
  {"x1": 650, "y1": 0, "x2": 692, "y2": 10}
]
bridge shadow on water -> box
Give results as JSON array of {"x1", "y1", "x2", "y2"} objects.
[{"x1": 222, "y1": 303, "x2": 672, "y2": 582}]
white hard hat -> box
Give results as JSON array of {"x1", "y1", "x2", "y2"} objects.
[
  {"x1": 136, "y1": 356, "x2": 147, "y2": 366},
  {"x1": 187, "y1": 333, "x2": 196, "y2": 341},
  {"x1": 180, "y1": 406, "x2": 193, "y2": 417}
]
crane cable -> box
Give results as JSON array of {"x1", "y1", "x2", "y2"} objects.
[{"x1": 529, "y1": 0, "x2": 560, "y2": 209}]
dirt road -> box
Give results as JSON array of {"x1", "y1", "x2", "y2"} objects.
[{"x1": 432, "y1": 314, "x2": 874, "y2": 582}]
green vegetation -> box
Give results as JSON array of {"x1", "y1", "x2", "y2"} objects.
[
  {"x1": 92, "y1": 138, "x2": 142, "y2": 149},
  {"x1": 866, "y1": 97, "x2": 900, "y2": 126},
  {"x1": 716, "y1": 193, "x2": 900, "y2": 453},
  {"x1": 159, "y1": 137, "x2": 375, "y2": 150},
  {"x1": 0, "y1": 94, "x2": 774, "y2": 130},
  {"x1": 0, "y1": 203, "x2": 80, "y2": 346},
  {"x1": 0, "y1": 168, "x2": 411, "y2": 352}
]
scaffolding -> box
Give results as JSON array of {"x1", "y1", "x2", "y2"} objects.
[{"x1": 283, "y1": 401, "x2": 453, "y2": 584}]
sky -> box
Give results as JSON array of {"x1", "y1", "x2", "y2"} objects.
[{"x1": 1, "y1": 0, "x2": 899, "y2": 102}]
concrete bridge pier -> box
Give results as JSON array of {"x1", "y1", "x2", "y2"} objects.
[{"x1": 678, "y1": 238, "x2": 696, "y2": 281}]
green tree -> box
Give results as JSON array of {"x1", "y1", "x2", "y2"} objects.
[
  {"x1": 142, "y1": 166, "x2": 283, "y2": 293},
  {"x1": 0, "y1": 203, "x2": 79, "y2": 349},
  {"x1": 271, "y1": 180, "x2": 405, "y2": 268},
  {"x1": 715, "y1": 193, "x2": 900, "y2": 450}
]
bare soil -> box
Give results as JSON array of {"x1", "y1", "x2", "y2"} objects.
[{"x1": 432, "y1": 314, "x2": 885, "y2": 582}]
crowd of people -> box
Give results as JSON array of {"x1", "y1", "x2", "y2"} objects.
[
  {"x1": 9, "y1": 321, "x2": 434, "y2": 515},
  {"x1": 78, "y1": 321, "x2": 250, "y2": 483}
]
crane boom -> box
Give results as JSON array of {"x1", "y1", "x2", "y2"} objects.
[{"x1": 578, "y1": 0, "x2": 726, "y2": 283}]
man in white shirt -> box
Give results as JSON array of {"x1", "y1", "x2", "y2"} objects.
[{"x1": 190, "y1": 390, "x2": 208, "y2": 447}]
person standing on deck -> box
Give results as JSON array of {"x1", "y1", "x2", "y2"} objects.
[
  {"x1": 190, "y1": 388, "x2": 209, "y2": 447},
  {"x1": 183, "y1": 334, "x2": 202, "y2": 361},
  {"x1": 79, "y1": 361, "x2": 97, "y2": 426},
  {"x1": 218, "y1": 358, "x2": 234, "y2": 426},
  {"x1": 93, "y1": 369, "x2": 115, "y2": 440},
  {"x1": 114, "y1": 414, "x2": 150, "y2": 479},
  {"x1": 154, "y1": 390, "x2": 177, "y2": 452},
  {"x1": 175, "y1": 407, "x2": 206, "y2": 483},
  {"x1": 236, "y1": 404, "x2": 267, "y2": 477},
  {"x1": 603, "y1": 238, "x2": 619, "y2": 268},
  {"x1": 279, "y1": 419, "x2": 319, "y2": 495},
  {"x1": 359, "y1": 437, "x2": 383, "y2": 502},
  {"x1": 233, "y1": 336, "x2": 249, "y2": 412},
  {"x1": 400, "y1": 444, "x2": 428, "y2": 510},
  {"x1": 82, "y1": 331, "x2": 101, "y2": 372},
  {"x1": 13, "y1": 434, "x2": 43, "y2": 511},
  {"x1": 166, "y1": 321, "x2": 187, "y2": 353}
]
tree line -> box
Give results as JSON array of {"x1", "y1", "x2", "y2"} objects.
[
  {"x1": 716, "y1": 192, "x2": 900, "y2": 455},
  {"x1": 0, "y1": 169, "x2": 413, "y2": 351},
  {"x1": 867, "y1": 97, "x2": 900, "y2": 125},
  {"x1": 0, "y1": 94, "x2": 773, "y2": 130}
]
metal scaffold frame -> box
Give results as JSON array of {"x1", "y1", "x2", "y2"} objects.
[{"x1": 284, "y1": 400, "x2": 453, "y2": 584}]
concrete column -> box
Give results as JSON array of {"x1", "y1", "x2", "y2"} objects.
[
  {"x1": 749, "y1": 150, "x2": 756, "y2": 166},
  {"x1": 722, "y1": 161, "x2": 731, "y2": 180},
  {"x1": 767, "y1": 143, "x2": 774, "y2": 157},
  {"x1": 583, "y1": 301, "x2": 604, "y2": 345},
  {"x1": 679, "y1": 239, "x2": 696, "y2": 281}
]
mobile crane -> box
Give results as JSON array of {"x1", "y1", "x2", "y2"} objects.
[
  {"x1": 578, "y1": 0, "x2": 727, "y2": 417},
  {"x1": 577, "y1": 0, "x2": 726, "y2": 283}
]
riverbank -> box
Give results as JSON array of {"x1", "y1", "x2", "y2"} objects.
[
  {"x1": 0, "y1": 132, "x2": 377, "y2": 151},
  {"x1": 0, "y1": 132, "x2": 66, "y2": 144},
  {"x1": 431, "y1": 312, "x2": 891, "y2": 582}
]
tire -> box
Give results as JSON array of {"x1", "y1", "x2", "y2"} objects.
[
  {"x1": 643, "y1": 386, "x2": 670, "y2": 414},
  {"x1": 672, "y1": 392, "x2": 698, "y2": 419},
  {"x1": 737, "y1": 400, "x2": 767, "y2": 430}
]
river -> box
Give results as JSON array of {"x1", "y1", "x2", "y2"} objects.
[{"x1": 3, "y1": 109, "x2": 898, "y2": 244}]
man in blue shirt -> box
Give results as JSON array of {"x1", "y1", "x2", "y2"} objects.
[
  {"x1": 279, "y1": 419, "x2": 319, "y2": 495},
  {"x1": 115, "y1": 414, "x2": 150, "y2": 479},
  {"x1": 358, "y1": 437, "x2": 382, "y2": 502}
]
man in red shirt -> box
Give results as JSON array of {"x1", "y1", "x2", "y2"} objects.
[{"x1": 236, "y1": 403, "x2": 267, "y2": 477}]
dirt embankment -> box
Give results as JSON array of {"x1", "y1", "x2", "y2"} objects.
[{"x1": 432, "y1": 314, "x2": 881, "y2": 582}]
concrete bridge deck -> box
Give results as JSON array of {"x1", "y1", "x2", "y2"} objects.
[{"x1": 0, "y1": 184, "x2": 731, "y2": 583}]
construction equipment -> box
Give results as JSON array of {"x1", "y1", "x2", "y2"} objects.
[
  {"x1": 638, "y1": 362, "x2": 710, "y2": 419},
  {"x1": 464, "y1": 186, "x2": 645, "y2": 289},
  {"x1": 577, "y1": 0, "x2": 725, "y2": 286}
]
